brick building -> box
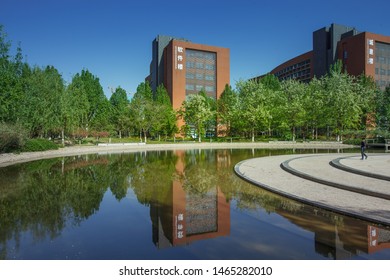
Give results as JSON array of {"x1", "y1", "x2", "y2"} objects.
[{"x1": 254, "y1": 23, "x2": 390, "y2": 90}]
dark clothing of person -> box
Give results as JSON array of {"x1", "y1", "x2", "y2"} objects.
[{"x1": 361, "y1": 140, "x2": 368, "y2": 160}]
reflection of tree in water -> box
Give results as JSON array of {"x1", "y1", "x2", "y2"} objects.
[
  {"x1": 0, "y1": 154, "x2": 135, "y2": 259},
  {"x1": 126, "y1": 151, "x2": 178, "y2": 206}
]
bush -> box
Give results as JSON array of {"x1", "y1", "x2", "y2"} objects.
[
  {"x1": 0, "y1": 123, "x2": 27, "y2": 153},
  {"x1": 21, "y1": 139, "x2": 59, "y2": 152}
]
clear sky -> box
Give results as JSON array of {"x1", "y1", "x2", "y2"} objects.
[{"x1": 1, "y1": 0, "x2": 389, "y2": 98}]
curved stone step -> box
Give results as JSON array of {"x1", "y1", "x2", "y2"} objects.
[
  {"x1": 234, "y1": 153, "x2": 390, "y2": 226},
  {"x1": 280, "y1": 154, "x2": 390, "y2": 200}
]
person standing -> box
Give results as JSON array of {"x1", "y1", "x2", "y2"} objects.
[{"x1": 361, "y1": 138, "x2": 368, "y2": 160}]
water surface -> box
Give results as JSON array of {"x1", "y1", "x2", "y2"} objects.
[{"x1": 1, "y1": 148, "x2": 389, "y2": 260}]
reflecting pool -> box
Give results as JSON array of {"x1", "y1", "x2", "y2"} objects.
[{"x1": 1, "y1": 148, "x2": 389, "y2": 260}]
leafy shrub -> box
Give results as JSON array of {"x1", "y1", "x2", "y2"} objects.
[
  {"x1": 0, "y1": 123, "x2": 27, "y2": 153},
  {"x1": 21, "y1": 139, "x2": 59, "y2": 152}
]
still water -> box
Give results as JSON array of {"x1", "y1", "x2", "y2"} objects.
[{"x1": 1, "y1": 148, "x2": 389, "y2": 260}]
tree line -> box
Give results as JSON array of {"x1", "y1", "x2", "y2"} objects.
[
  {"x1": 0, "y1": 25, "x2": 177, "y2": 148},
  {"x1": 181, "y1": 62, "x2": 390, "y2": 143},
  {"x1": 1, "y1": 25, "x2": 390, "y2": 148}
]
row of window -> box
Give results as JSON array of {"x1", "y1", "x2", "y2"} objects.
[
  {"x1": 375, "y1": 80, "x2": 390, "y2": 88},
  {"x1": 278, "y1": 69, "x2": 311, "y2": 80},
  {"x1": 376, "y1": 56, "x2": 390, "y2": 65},
  {"x1": 186, "y1": 73, "x2": 215, "y2": 81},
  {"x1": 376, "y1": 43, "x2": 390, "y2": 52},
  {"x1": 185, "y1": 84, "x2": 215, "y2": 92},
  {"x1": 186, "y1": 61, "x2": 215, "y2": 70},
  {"x1": 186, "y1": 50, "x2": 216, "y2": 60},
  {"x1": 375, "y1": 68, "x2": 390, "y2": 75},
  {"x1": 275, "y1": 59, "x2": 311, "y2": 76}
]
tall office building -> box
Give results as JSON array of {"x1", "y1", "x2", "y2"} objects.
[
  {"x1": 254, "y1": 23, "x2": 390, "y2": 90},
  {"x1": 147, "y1": 35, "x2": 230, "y2": 130}
]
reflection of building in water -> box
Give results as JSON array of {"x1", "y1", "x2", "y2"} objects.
[
  {"x1": 151, "y1": 150, "x2": 230, "y2": 248},
  {"x1": 368, "y1": 225, "x2": 390, "y2": 254},
  {"x1": 276, "y1": 207, "x2": 390, "y2": 259}
]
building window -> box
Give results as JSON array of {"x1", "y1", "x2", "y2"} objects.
[
  {"x1": 186, "y1": 62, "x2": 195, "y2": 68},
  {"x1": 185, "y1": 49, "x2": 217, "y2": 98},
  {"x1": 186, "y1": 73, "x2": 195, "y2": 79},
  {"x1": 196, "y1": 85, "x2": 203, "y2": 91},
  {"x1": 196, "y1": 62, "x2": 204, "y2": 69},
  {"x1": 186, "y1": 84, "x2": 194, "y2": 90},
  {"x1": 196, "y1": 73, "x2": 203, "y2": 80},
  {"x1": 205, "y1": 86, "x2": 214, "y2": 92}
]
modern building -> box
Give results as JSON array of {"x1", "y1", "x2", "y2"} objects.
[
  {"x1": 255, "y1": 23, "x2": 390, "y2": 90},
  {"x1": 146, "y1": 35, "x2": 230, "y2": 131}
]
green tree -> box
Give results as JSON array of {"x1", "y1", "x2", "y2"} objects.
[
  {"x1": 236, "y1": 80, "x2": 273, "y2": 142},
  {"x1": 67, "y1": 69, "x2": 111, "y2": 134},
  {"x1": 0, "y1": 26, "x2": 29, "y2": 125},
  {"x1": 129, "y1": 82, "x2": 154, "y2": 142},
  {"x1": 217, "y1": 84, "x2": 238, "y2": 137},
  {"x1": 23, "y1": 66, "x2": 64, "y2": 137},
  {"x1": 179, "y1": 92, "x2": 215, "y2": 142},
  {"x1": 324, "y1": 61, "x2": 362, "y2": 141},
  {"x1": 303, "y1": 78, "x2": 326, "y2": 140},
  {"x1": 259, "y1": 73, "x2": 281, "y2": 91},
  {"x1": 354, "y1": 74, "x2": 379, "y2": 130},
  {"x1": 110, "y1": 86, "x2": 129, "y2": 138},
  {"x1": 377, "y1": 85, "x2": 390, "y2": 131},
  {"x1": 152, "y1": 84, "x2": 177, "y2": 140},
  {"x1": 279, "y1": 79, "x2": 306, "y2": 141}
]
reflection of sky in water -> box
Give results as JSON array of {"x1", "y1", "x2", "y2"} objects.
[{"x1": 1, "y1": 149, "x2": 390, "y2": 260}]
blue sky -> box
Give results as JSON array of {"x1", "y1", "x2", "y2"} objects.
[{"x1": 1, "y1": 0, "x2": 389, "y2": 98}]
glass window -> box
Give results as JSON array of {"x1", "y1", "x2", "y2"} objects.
[
  {"x1": 196, "y1": 62, "x2": 203, "y2": 69},
  {"x1": 186, "y1": 84, "x2": 194, "y2": 90},
  {"x1": 196, "y1": 85, "x2": 203, "y2": 91},
  {"x1": 205, "y1": 75, "x2": 214, "y2": 81},
  {"x1": 186, "y1": 62, "x2": 195, "y2": 68},
  {"x1": 186, "y1": 73, "x2": 195, "y2": 79},
  {"x1": 205, "y1": 64, "x2": 215, "y2": 70},
  {"x1": 196, "y1": 73, "x2": 203, "y2": 80},
  {"x1": 205, "y1": 86, "x2": 214, "y2": 92}
]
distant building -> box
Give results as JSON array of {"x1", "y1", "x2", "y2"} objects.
[
  {"x1": 254, "y1": 23, "x2": 390, "y2": 90},
  {"x1": 146, "y1": 35, "x2": 230, "y2": 132}
]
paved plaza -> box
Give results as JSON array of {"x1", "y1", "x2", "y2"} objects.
[{"x1": 235, "y1": 153, "x2": 390, "y2": 226}]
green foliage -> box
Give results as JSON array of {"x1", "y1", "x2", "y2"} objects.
[
  {"x1": 21, "y1": 138, "x2": 58, "y2": 152},
  {"x1": 179, "y1": 91, "x2": 215, "y2": 142},
  {"x1": 129, "y1": 82, "x2": 154, "y2": 142},
  {"x1": 0, "y1": 123, "x2": 27, "y2": 153},
  {"x1": 377, "y1": 85, "x2": 390, "y2": 130}
]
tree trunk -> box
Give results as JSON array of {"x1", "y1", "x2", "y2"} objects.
[
  {"x1": 61, "y1": 129, "x2": 65, "y2": 147},
  {"x1": 292, "y1": 126, "x2": 296, "y2": 142}
]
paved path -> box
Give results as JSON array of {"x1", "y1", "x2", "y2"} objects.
[{"x1": 234, "y1": 153, "x2": 390, "y2": 226}]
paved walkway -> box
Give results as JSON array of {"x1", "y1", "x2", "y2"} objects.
[{"x1": 234, "y1": 153, "x2": 390, "y2": 226}]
